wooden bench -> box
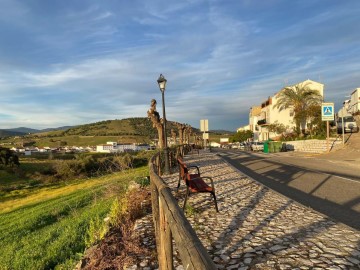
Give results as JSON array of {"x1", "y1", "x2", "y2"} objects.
[{"x1": 177, "y1": 158, "x2": 219, "y2": 212}]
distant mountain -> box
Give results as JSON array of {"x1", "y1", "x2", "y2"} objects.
[
  {"x1": 0, "y1": 126, "x2": 74, "y2": 136},
  {"x1": 210, "y1": 130, "x2": 235, "y2": 135},
  {"x1": 5, "y1": 127, "x2": 41, "y2": 134},
  {"x1": 40, "y1": 126, "x2": 73, "y2": 132},
  {"x1": 0, "y1": 129, "x2": 26, "y2": 137}
]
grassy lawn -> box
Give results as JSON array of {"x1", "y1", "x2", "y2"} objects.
[{"x1": 0, "y1": 166, "x2": 149, "y2": 270}]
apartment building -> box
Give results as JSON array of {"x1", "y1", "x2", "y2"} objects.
[
  {"x1": 348, "y1": 88, "x2": 360, "y2": 115},
  {"x1": 249, "y1": 79, "x2": 324, "y2": 141}
]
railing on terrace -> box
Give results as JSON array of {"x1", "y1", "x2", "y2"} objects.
[{"x1": 149, "y1": 145, "x2": 217, "y2": 270}]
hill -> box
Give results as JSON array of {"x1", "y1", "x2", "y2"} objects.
[
  {"x1": 0, "y1": 129, "x2": 26, "y2": 137},
  {"x1": 1, "y1": 118, "x2": 200, "y2": 147},
  {"x1": 5, "y1": 127, "x2": 40, "y2": 134},
  {"x1": 1, "y1": 118, "x2": 234, "y2": 146},
  {"x1": 0, "y1": 126, "x2": 73, "y2": 138},
  {"x1": 41, "y1": 118, "x2": 193, "y2": 138}
]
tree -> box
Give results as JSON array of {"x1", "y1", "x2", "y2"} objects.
[
  {"x1": 230, "y1": 130, "x2": 253, "y2": 143},
  {"x1": 305, "y1": 104, "x2": 326, "y2": 137},
  {"x1": 0, "y1": 147, "x2": 20, "y2": 167},
  {"x1": 273, "y1": 82, "x2": 322, "y2": 136},
  {"x1": 267, "y1": 121, "x2": 288, "y2": 136}
]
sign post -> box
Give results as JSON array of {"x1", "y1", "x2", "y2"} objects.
[
  {"x1": 321, "y1": 102, "x2": 334, "y2": 152},
  {"x1": 200, "y1": 119, "x2": 209, "y2": 149}
]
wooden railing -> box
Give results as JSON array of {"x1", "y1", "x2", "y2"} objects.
[{"x1": 149, "y1": 146, "x2": 216, "y2": 270}]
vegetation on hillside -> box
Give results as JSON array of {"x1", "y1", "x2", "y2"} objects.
[
  {"x1": 1, "y1": 118, "x2": 201, "y2": 147},
  {"x1": 0, "y1": 147, "x2": 20, "y2": 167},
  {"x1": 0, "y1": 145, "x2": 154, "y2": 270},
  {"x1": 0, "y1": 167, "x2": 149, "y2": 270},
  {"x1": 0, "y1": 151, "x2": 155, "y2": 205}
]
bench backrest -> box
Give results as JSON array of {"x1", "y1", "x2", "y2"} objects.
[{"x1": 177, "y1": 158, "x2": 189, "y2": 180}]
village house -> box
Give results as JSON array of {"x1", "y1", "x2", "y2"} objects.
[
  {"x1": 348, "y1": 88, "x2": 360, "y2": 116},
  {"x1": 96, "y1": 142, "x2": 150, "y2": 153},
  {"x1": 248, "y1": 79, "x2": 324, "y2": 141}
]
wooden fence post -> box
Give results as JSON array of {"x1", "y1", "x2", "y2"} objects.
[
  {"x1": 150, "y1": 179, "x2": 160, "y2": 256},
  {"x1": 149, "y1": 151, "x2": 217, "y2": 270},
  {"x1": 159, "y1": 196, "x2": 174, "y2": 270}
]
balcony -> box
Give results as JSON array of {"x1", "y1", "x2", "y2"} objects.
[{"x1": 257, "y1": 119, "x2": 267, "y2": 125}]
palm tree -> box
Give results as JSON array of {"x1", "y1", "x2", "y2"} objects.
[{"x1": 273, "y1": 82, "x2": 323, "y2": 136}]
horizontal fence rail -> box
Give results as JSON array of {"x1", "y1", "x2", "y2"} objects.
[{"x1": 149, "y1": 145, "x2": 216, "y2": 270}]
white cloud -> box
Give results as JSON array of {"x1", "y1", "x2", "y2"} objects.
[{"x1": 1, "y1": 1, "x2": 360, "y2": 130}]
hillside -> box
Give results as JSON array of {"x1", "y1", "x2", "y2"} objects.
[
  {"x1": 0, "y1": 129, "x2": 26, "y2": 137},
  {"x1": 39, "y1": 118, "x2": 196, "y2": 138},
  {"x1": 0, "y1": 118, "x2": 233, "y2": 147},
  {"x1": 40, "y1": 118, "x2": 157, "y2": 137},
  {"x1": 1, "y1": 118, "x2": 202, "y2": 147}
]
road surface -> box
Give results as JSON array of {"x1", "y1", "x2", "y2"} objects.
[{"x1": 214, "y1": 148, "x2": 360, "y2": 230}]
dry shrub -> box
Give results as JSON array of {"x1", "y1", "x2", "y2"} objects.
[{"x1": 79, "y1": 187, "x2": 153, "y2": 270}]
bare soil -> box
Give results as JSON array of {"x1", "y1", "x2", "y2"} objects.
[{"x1": 76, "y1": 187, "x2": 157, "y2": 270}]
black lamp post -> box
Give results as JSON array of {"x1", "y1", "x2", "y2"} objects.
[{"x1": 157, "y1": 74, "x2": 170, "y2": 174}]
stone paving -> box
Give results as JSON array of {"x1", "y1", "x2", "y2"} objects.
[{"x1": 131, "y1": 152, "x2": 360, "y2": 270}]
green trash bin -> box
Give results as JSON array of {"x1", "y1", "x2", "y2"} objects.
[
  {"x1": 263, "y1": 141, "x2": 269, "y2": 153},
  {"x1": 268, "y1": 141, "x2": 274, "y2": 153}
]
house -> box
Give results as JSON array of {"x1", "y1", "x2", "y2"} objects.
[
  {"x1": 96, "y1": 142, "x2": 150, "y2": 153},
  {"x1": 136, "y1": 144, "x2": 151, "y2": 151},
  {"x1": 249, "y1": 79, "x2": 324, "y2": 141},
  {"x1": 38, "y1": 147, "x2": 48, "y2": 153},
  {"x1": 249, "y1": 106, "x2": 262, "y2": 141},
  {"x1": 96, "y1": 144, "x2": 116, "y2": 153},
  {"x1": 348, "y1": 88, "x2": 360, "y2": 115},
  {"x1": 117, "y1": 143, "x2": 137, "y2": 152},
  {"x1": 236, "y1": 125, "x2": 250, "y2": 133}
]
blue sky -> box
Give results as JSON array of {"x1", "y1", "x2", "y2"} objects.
[{"x1": 1, "y1": 0, "x2": 360, "y2": 131}]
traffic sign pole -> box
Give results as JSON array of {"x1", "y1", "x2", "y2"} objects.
[
  {"x1": 327, "y1": 121, "x2": 329, "y2": 152},
  {"x1": 321, "y1": 102, "x2": 334, "y2": 153}
]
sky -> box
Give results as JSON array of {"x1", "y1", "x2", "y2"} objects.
[{"x1": 1, "y1": 0, "x2": 360, "y2": 131}]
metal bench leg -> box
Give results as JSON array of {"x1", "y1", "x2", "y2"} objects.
[
  {"x1": 183, "y1": 186, "x2": 190, "y2": 211},
  {"x1": 177, "y1": 175, "x2": 181, "y2": 191},
  {"x1": 211, "y1": 192, "x2": 219, "y2": 212}
]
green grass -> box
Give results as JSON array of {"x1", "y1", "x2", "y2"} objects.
[{"x1": 0, "y1": 166, "x2": 149, "y2": 270}]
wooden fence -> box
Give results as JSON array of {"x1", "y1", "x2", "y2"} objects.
[{"x1": 149, "y1": 146, "x2": 217, "y2": 270}]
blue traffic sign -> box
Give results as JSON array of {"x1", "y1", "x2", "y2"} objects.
[
  {"x1": 323, "y1": 106, "x2": 333, "y2": 116},
  {"x1": 321, "y1": 102, "x2": 334, "y2": 121}
]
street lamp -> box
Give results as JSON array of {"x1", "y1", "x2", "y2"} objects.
[{"x1": 157, "y1": 74, "x2": 170, "y2": 174}]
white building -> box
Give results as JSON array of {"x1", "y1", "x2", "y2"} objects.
[
  {"x1": 250, "y1": 79, "x2": 324, "y2": 141},
  {"x1": 96, "y1": 144, "x2": 116, "y2": 153},
  {"x1": 236, "y1": 125, "x2": 250, "y2": 133},
  {"x1": 348, "y1": 88, "x2": 360, "y2": 115},
  {"x1": 96, "y1": 142, "x2": 150, "y2": 153}
]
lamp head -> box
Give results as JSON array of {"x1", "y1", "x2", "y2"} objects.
[{"x1": 157, "y1": 74, "x2": 167, "y2": 92}]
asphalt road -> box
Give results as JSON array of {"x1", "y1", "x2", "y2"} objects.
[{"x1": 214, "y1": 148, "x2": 360, "y2": 230}]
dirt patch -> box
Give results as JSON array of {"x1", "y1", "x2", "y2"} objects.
[{"x1": 77, "y1": 187, "x2": 158, "y2": 270}]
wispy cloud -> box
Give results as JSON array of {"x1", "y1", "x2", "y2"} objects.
[{"x1": 0, "y1": 1, "x2": 360, "y2": 130}]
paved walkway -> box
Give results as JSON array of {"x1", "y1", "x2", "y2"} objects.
[{"x1": 132, "y1": 152, "x2": 360, "y2": 270}]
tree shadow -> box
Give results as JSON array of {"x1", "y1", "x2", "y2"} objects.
[
  {"x1": 220, "y1": 151, "x2": 360, "y2": 230},
  {"x1": 165, "y1": 152, "x2": 360, "y2": 268}
]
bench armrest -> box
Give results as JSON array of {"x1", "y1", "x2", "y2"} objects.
[
  {"x1": 187, "y1": 165, "x2": 200, "y2": 175},
  {"x1": 190, "y1": 176, "x2": 215, "y2": 190}
]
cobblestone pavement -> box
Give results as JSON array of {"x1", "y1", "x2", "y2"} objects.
[{"x1": 131, "y1": 152, "x2": 360, "y2": 270}]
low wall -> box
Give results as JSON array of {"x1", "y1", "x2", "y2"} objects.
[{"x1": 285, "y1": 138, "x2": 343, "y2": 153}]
